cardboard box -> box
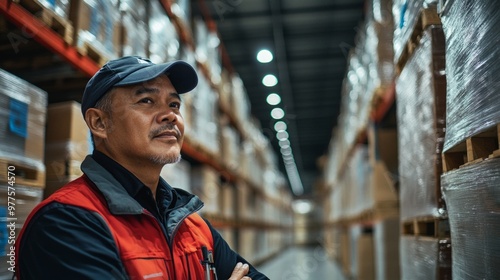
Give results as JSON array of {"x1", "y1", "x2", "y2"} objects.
[
  {"x1": 45, "y1": 101, "x2": 89, "y2": 181},
  {"x1": 191, "y1": 165, "x2": 220, "y2": 215}
]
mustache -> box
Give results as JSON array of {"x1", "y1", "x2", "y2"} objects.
[{"x1": 149, "y1": 123, "x2": 181, "y2": 138}]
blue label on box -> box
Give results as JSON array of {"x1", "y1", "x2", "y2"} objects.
[{"x1": 9, "y1": 98, "x2": 28, "y2": 138}]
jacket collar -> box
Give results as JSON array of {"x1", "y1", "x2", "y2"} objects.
[
  {"x1": 81, "y1": 156, "x2": 144, "y2": 215},
  {"x1": 81, "y1": 155, "x2": 204, "y2": 222}
]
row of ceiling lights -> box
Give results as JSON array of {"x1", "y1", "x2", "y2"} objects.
[{"x1": 256, "y1": 49, "x2": 304, "y2": 196}]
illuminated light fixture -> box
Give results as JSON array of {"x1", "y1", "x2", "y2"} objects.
[
  {"x1": 271, "y1": 108, "x2": 285, "y2": 119},
  {"x1": 278, "y1": 139, "x2": 290, "y2": 148},
  {"x1": 274, "y1": 121, "x2": 287, "y2": 131},
  {"x1": 266, "y1": 93, "x2": 281, "y2": 105},
  {"x1": 292, "y1": 199, "x2": 313, "y2": 214},
  {"x1": 257, "y1": 49, "x2": 273, "y2": 63},
  {"x1": 262, "y1": 74, "x2": 278, "y2": 87},
  {"x1": 276, "y1": 130, "x2": 289, "y2": 141},
  {"x1": 281, "y1": 147, "x2": 292, "y2": 156}
]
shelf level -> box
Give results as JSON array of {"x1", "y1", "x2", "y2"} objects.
[{"x1": 0, "y1": 0, "x2": 100, "y2": 76}]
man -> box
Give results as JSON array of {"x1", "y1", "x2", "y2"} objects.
[{"x1": 15, "y1": 56, "x2": 268, "y2": 280}]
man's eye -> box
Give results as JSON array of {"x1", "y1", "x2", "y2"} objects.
[
  {"x1": 170, "y1": 102, "x2": 181, "y2": 109},
  {"x1": 139, "y1": 98, "x2": 153, "y2": 103}
]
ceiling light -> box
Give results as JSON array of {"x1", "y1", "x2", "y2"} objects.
[
  {"x1": 271, "y1": 108, "x2": 285, "y2": 119},
  {"x1": 276, "y1": 130, "x2": 289, "y2": 141},
  {"x1": 266, "y1": 93, "x2": 281, "y2": 105},
  {"x1": 257, "y1": 49, "x2": 273, "y2": 63},
  {"x1": 262, "y1": 74, "x2": 278, "y2": 87},
  {"x1": 274, "y1": 121, "x2": 287, "y2": 131},
  {"x1": 278, "y1": 139, "x2": 290, "y2": 147},
  {"x1": 281, "y1": 147, "x2": 292, "y2": 156}
]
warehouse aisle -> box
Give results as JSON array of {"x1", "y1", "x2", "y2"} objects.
[{"x1": 256, "y1": 246, "x2": 346, "y2": 280}]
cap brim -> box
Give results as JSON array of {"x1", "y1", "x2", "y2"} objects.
[{"x1": 114, "y1": 61, "x2": 198, "y2": 93}]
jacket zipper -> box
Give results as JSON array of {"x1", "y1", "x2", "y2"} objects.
[
  {"x1": 167, "y1": 203, "x2": 204, "y2": 278},
  {"x1": 142, "y1": 210, "x2": 173, "y2": 279},
  {"x1": 185, "y1": 254, "x2": 192, "y2": 280}
]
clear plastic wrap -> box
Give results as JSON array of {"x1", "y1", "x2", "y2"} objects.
[
  {"x1": 149, "y1": 0, "x2": 180, "y2": 63},
  {"x1": 39, "y1": 0, "x2": 70, "y2": 18},
  {"x1": 441, "y1": 157, "x2": 500, "y2": 279},
  {"x1": 193, "y1": 17, "x2": 221, "y2": 84},
  {"x1": 400, "y1": 236, "x2": 451, "y2": 280},
  {"x1": 189, "y1": 71, "x2": 220, "y2": 154},
  {"x1": 396, "y1": 26, "x2": 446, "y2": 220},
  {"x1": 392, "y1": 0, "x2": 437, "y2": 63},
  {"x1": 74, "y1": 0, "x2": 120, "y2": 59},
  {"x1": 119, "y1": 0, "x2": 148, "y2": 57},
  {"x1": 441, "y1": 0, "x2": 500, "y2": 152},
  {"x1": 374, "y1": 218, "x2": 400, "y2": 280},
  {"x1": 325, "y1": 1, "x2": 394, "y2": 184},
  {"x1": 0, "y1": 69, "x2": 47, "y2": 172}
]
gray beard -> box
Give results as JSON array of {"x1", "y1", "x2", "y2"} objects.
[{"x1": 149, "y1": 154, "x2": 182, "y2": 165}]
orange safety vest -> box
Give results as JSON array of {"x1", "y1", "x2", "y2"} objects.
[{"x1": 15, "y1": 176, "x2": 214, "y2": 280}]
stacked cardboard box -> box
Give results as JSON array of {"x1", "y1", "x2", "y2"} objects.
[
  {"x1": 191, "y1": 165, "x2": 221, "y2": 215},
  {"x1": 69, "y1": 0, "x2": 121, "y2": 61},
  {"x1": 0, "y1": 69, "x2": 47, "y2": 278},
  {"x1": 0, "y1": 69, "x2": 47, "y2": 188},
  {"x1": 44, "y1": 101, "x2": 90, "y2": 197}
]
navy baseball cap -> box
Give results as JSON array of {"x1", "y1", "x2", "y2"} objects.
[{"x1": 81, "y1": 56, "x2": 198, "y2": 116}]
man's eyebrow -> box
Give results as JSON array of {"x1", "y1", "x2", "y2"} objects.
[
  {"x1": 135, "y1": 87, "x2": 159, "y2": 95},
  {"x1": 171, "y1": 92, "x2": 181, "y2": 100},
  {"x1": 134, "y1": 87, "x2": 180, "y2": 100}
]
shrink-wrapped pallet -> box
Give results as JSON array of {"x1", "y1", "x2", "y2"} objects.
[
  {"x1": 396, "y1": 26, "x2": 446, "y2": 220},
  {"x1": 441, "y1": 157, "x2": 500, "y2": 279}
]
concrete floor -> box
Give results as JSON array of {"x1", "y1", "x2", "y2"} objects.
[{"x1": 256, "y1": 246, "x2": 346, "y2": 280}]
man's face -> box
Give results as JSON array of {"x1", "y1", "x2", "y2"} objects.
[{"x1": 102, "y1": 75, "x2": 185, "y2": 167}]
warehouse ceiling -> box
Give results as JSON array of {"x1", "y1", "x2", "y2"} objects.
[{"x1": 192, "y1": 0, "x2": 366, "y2": 196}]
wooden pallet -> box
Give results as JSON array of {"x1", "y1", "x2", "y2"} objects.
[
  {"x1": 402, "y1": 216, "x2": 450, "y2": 238},
  {"x1": 76, "y1": 40, "x2": 109, "y2": 67},
  {"x1": 0, "y1": 158, "x2": 45, "y2": 188},
  {"x1": 442, "y1": 123, "x2": 500, "y2": 172},
  {"x1": 396, "y1": 6, "x2": 442, "y2": 75},
  {"x1": 14, "y1": 0, "x2": 73, "y2": 44}
]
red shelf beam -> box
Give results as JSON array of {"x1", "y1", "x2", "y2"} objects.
[{"x1": 0, "y1": 0, "x2": 100, "y2": 76}]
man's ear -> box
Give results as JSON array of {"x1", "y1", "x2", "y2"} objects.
[{"x1": 85, "y1": 108, "x2": 110, "y2": 140}]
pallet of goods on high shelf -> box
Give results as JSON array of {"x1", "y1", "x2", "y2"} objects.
[
  {"x1": 190, "y1": 164, "x2": 221, "y2": 216},
  {"x1": 0, "y1": 69, "x2": 47, "y2": 189},
  {"x1": 392, "y1": 0, "x2": 441, "y2": 73},
  {"x1": 118, "y1": 0, "x2": 148, "y2": 58},
  {"x1": 44, "y1": 101, "x2": 90, "y2": 198},
  {"x1": 0, "y1": 183, "x2": 44, "y2": 278},
  {"x1": 148, "y1": 0, "x2": 180, "y2": 63},
  {"x1": 441, "y1": 157, "x2": 500, "y2": 279},
  {"x1": 440, "y1": 0, "x2": 500, "y2": 173},
  {"x1": 330, "y1": 146, "x2": 399, "y2": 225},
  {"x1": 184, "y1": 68, "x2": 220, "y2": 155},
  {"x1": 13, "y1": 0, "x2": 73, "y2": 44},
  {"x1": 396, "y1": 25, "x2": 446, "y2": 221},
  {"x1": 396, "y1": 23, "x2": 449, "y2": 280},
  {"x1": 69, "y1": 0, "x2": 121, "y2": 65},
  {"x1": 193, "y1": 16, "x2": 222, "y2": 86}
]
